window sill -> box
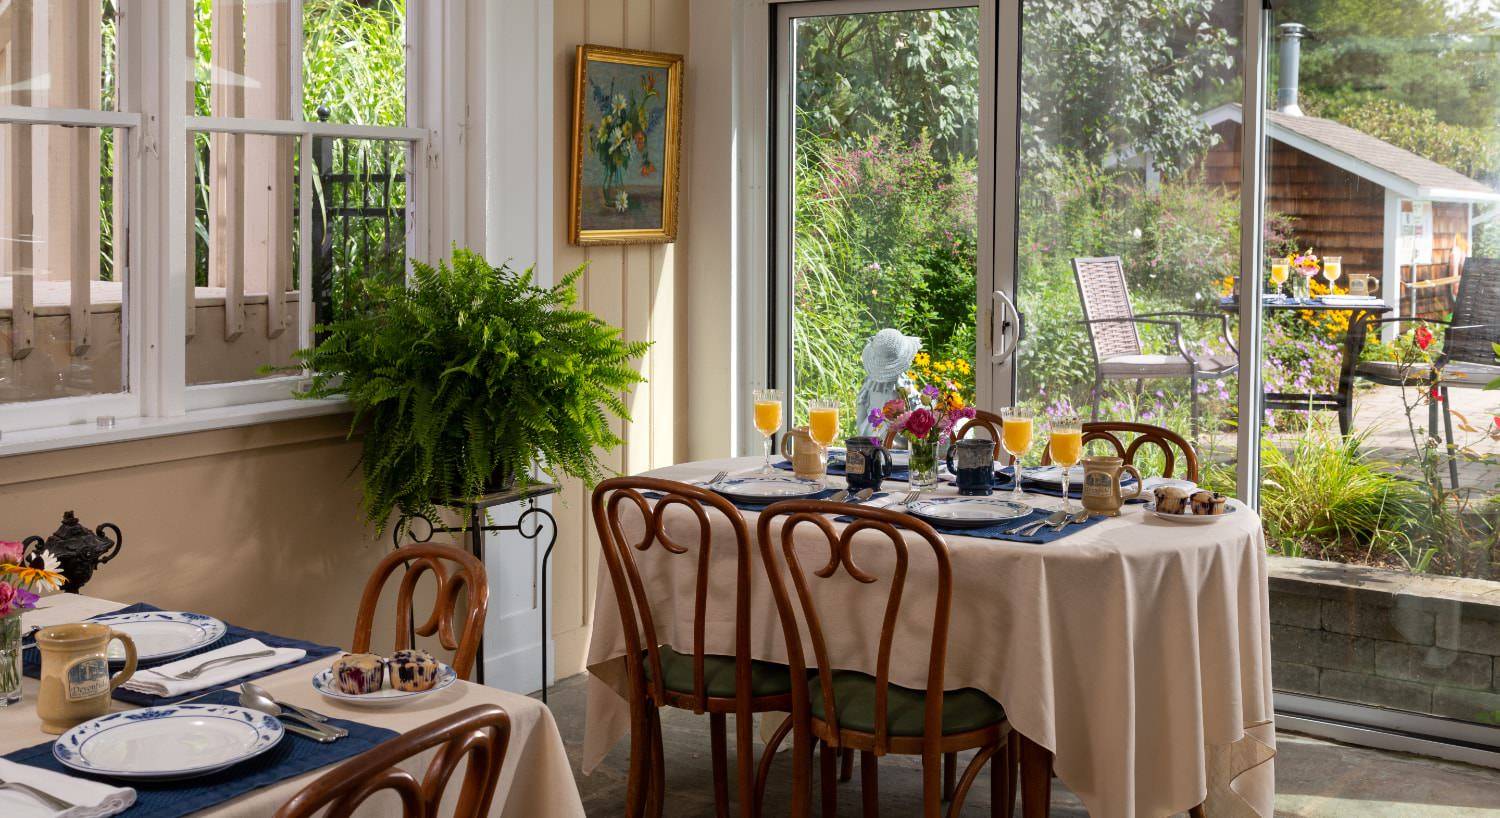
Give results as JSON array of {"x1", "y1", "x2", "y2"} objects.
[{"x1": 0, "y1": 398, "x2": 350, "y2": 458}]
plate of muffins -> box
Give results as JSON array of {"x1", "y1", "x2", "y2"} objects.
[{"x1": 312, "y1": 648, "x2": 458, "y2": 707}]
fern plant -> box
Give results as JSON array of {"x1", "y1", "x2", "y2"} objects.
[{"x1": 294, "y1": 249, "x2": 649, "y2": 530}]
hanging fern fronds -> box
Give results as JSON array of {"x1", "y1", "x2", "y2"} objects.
[{"x1": 292, "y1": 248, "x2": 650, "y2": 530}]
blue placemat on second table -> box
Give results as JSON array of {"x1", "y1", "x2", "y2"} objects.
[
  {"x1": 775, "y1": 459, "x2": 912, "y2": 483},
  {"x1": 838, "y1": 505, "x2": 1107, "y2": 545},
  {"x1": 24, "y1": 603, "x2": 341, "y2": 707},
  {"x1": 989, "y1": 467, "x2": 1147, "y2": 503},
  {"x1": 1, "y1": 688, "x2": 396, "y2": 818},
  {"x1": 648, "y1": 486, "x2": 863, "y2": 511}
]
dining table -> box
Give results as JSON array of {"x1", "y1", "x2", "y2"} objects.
[
  {"x1": 2, "y1": 592, "x2": 585, "y2": 818},
  {"x1": 583, "y1": 456, "x2": 1277, "y2": 818}
]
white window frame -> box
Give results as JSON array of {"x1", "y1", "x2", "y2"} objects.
[{"x1": 0, "y1": 0, "x2": 452, "y2": 449}]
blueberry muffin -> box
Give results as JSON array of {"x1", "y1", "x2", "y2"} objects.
[
  {"x1": 331, "y1": 652, "x2": 385, "y2": 694},
  {"x1": 388, "y1": 648, "x2": 441, "y2": 692}
]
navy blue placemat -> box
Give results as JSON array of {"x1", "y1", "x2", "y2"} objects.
[
  {"x1": 775, "y1": 459, "x2": 912, "y2": 483},
  {"x1": 24, "y1": 603, "x2": 341, "y2": 707},
  {"x1": 2, "y1": 689, "x2": 396, "y2": 818},
  {"x1": 647, "y1": 487, "x2": 870, "y2": 511},
  {"x1": 986, "y1": 467, "x2": 1147, "y2": 503},
  {"x1": 838, "y1": 505, "x2": 1107, "y2": 544}
]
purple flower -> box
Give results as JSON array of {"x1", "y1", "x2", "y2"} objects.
[
  {"x1": 867, "y1": 407, "x2": 885, "y2": 427},
  {"x1": 922, "y1": 385, "x2": 941, "y2": 399}
]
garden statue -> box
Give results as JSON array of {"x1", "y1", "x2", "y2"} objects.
[{"x1": 855, "y1": 329, "x2": 921, "y2": 437}]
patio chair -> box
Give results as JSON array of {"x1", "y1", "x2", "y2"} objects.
[
  {"x1": 274, "y1": 704, "x2": 510, "y2": 818},
  {"x1": 1072, "y1": 257, "x2": 1238, "y2": 437},
  {"x1": 1342, "y1": 256, "x2": 1500, "y2": 489}
]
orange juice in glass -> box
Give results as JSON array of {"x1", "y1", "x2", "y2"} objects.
[
  {"x1": 1323, "y1": 256, "x2": 1342, "y2": 287},
  {"x1": 808, "y1": 400, "x2": 840, "y2": 449},
  {"x1": 1049, "y1": 414, "x2": 1083, "y2": 512},
  {"x1": 753, "y1": 389, "x2": 782, "y2": 474},
  {"x1": 1000, "y1": 407, "x2": 1034, "y2": 501},
  {"x1": 1270, "y1": 260, "x2": 1289, "y2": 292}
]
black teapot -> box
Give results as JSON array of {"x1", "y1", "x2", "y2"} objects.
[{"x1": 23, "y1": 511, "x2": 122, "y2": 594}]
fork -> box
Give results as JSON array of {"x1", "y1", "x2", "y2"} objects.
[
  {"x1": 889, "y1": 489, "x2": 920, "y2": 513},
  {"x1": 699, "y1": 470, "x2": 728, "y2": 487},
  {"x1": 147, "y1": 649, "x2": 277, "y2": 680},
  {"x1": 0, "y1": 776, "x2": 75, "y2": 812}
]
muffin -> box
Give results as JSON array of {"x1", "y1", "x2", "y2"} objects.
[
  {"x1": 1191, "y1": 490, "x2": 1228, "y2": 516},
  {"x1": 1152, "y1": 486, "x2": 1191, "y2": 514},
  {"x1": 331, "y1": 653, "x2": 385, "y2": 694},
  {"x1": 388, "y1": 648, "x2": 441, "y2": 692}
]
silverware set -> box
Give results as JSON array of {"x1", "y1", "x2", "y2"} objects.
[
  {"x1": 1006, "y1": 508, "x2": 1090, "y2": 537},
  {"x1": 238, "y1": 682, "x2": 346, "y2": 743},
  {"x1": 144, "y1": 649, "x2": 277, "y2": 681},
  {"x1": 826, "y1": 487, "x2": 875, "y2": 504}
]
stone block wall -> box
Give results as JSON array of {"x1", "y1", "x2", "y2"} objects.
[{"x1": 1269, "y1": 557, "x2": 1500, "y2": 724}]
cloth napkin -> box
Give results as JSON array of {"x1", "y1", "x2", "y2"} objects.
[
  {"x1": 120, "y1": 638, "x2": 304, "y2": 698},
  {"x1": 0, "y1": 759, "x2": 135, "y2": 818}
]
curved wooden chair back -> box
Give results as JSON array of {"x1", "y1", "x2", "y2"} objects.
[
  {"x1": 591, "y1": 476, "x2": 756, "y2": 713},
  {"x1": 881, "y1": 408, "x2": 1010, "y2": 463},
  {"x1": 352, "y1": 543, "x2": 488, "y2": 680},
  {"x1": 756, "y1": 500, "x2": 954, "y2": 755},
  {"x1": 274, "y1": 704, "x2": 510, "y2": 818},
  {"x1": 1042, "y1": 420, "x2": 1199, "y2": 481}
]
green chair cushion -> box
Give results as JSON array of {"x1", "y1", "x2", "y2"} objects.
[
  {"x1": 643, "y1": 647, "x2": 795, "y2": 698},
  {"x1": 807, "y1": 669, "x2": 1005, "y2": 737}
]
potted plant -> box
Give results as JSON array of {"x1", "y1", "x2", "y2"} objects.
[{"x1": 293, "y1": 249, "x2": 649, "y2": 530}]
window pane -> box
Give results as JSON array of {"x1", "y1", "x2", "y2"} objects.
[
  {"x1": 0, "y1": 1, "x2": 117, "y2": 111},
  {"x1": 788, "y1": 7, "x2": 980, "y2": 436},
  {"x1": 312, "y1": 137, "x2": 408, "y2": 326},
  {"x1": 191, "y1": 0, "x2": 293, "y2": 118},
  {"x1": 188, "y1": 131, "x2": 300, "y2": 386},
  {"x1": 0, "y1": 123, "x2": 125, "y2": 401},
  {"x1": 1257, "y1": 7, "x2": 1500, "y2": 730},
  {"x1": 1015, "y1": 0, "x2": 1243, "y2": 477},
  {"x1": 302, "y1": 0, "x2": 406, "y2": 126}
]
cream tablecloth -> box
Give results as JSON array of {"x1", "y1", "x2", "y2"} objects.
[
  {"x1": 5, "y1": 594, "x2": 584, "y2": 818},
  {"x1": 584, "y1": 457, "x2": 1275, "y2": 818}
]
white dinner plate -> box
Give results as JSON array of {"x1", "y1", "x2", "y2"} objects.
[
  {"x1": 1144, "y1": 502, "x2": 1240, "y2": 524},
  {"x1": 1026, "y1": 465, "x2": 1085, "y2": 485},
  {"x1": 1141, "y1": 477, "x2": 1198, "y2": 492},
  {"x1": 708, "y1": 475, "x2": 825, "y2": 502},
  {"x1": 311, "y1": 662, "x2": 459, "y2": 708},
  {"x1": 91, "y1": 610, "x2": 228, "y2": 663},
  {"x1": 53, "y1": 704, "x2": 283, "y2": 780},
  {"x1": 906, "y1": 497, "x2": 1031, "y2": 528}
]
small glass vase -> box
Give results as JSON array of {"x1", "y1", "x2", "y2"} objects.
[
  {"x1": 906, "y1": 435, "x2": 938, "y2": 488},
  {"x1": 0, "y1": 612, "x2": 21, "y2": 706},
  {"x1": 1293, "y1": 274, "x2": 1312, "y2": 301}
]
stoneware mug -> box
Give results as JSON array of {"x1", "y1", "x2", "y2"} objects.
[
  {"x1": 779, "y1": 425, "x2": 827, "y2": 480},
  {"x1": 844, "y1": 436, "x2": 894, "y2": 492},
  {"x1": 36, "y1": 622, "x2": 137, "y2": 734},
  {"x1": 945, "y1": 438, "x2": 997, "y2": 496},
  {"x1": 1080, "y1": 455, "x2": 1143, "y2": 517},
  {"x1": 1348, "y1": 275, "x2": 1380, "y2": 297}
]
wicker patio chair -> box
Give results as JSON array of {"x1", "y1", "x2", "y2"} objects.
[
  {"x1": 1342, "y1": 256, "x2": 1500, "y2": 489},
  {"x1": 1072, "y1": 257, "x2": 1238, "y2": 437}
]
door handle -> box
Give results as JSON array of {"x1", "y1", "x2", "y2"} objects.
[{"x1": 991, "y1": 289, "x2": 1022, "y2": 364}]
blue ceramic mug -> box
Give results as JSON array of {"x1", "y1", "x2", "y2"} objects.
[
  {"x1": 844, "y1": 437, "x2": 894, "y2": 491},
  {"x1": 945, "y1": 438, "x2": 996, "y2": 496}
]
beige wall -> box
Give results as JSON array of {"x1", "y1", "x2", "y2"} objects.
[
  {"x1": 549, "y1": 0, "x2": 693, "y2": 679},
  {"x1": 0, "y1": 417, "x2": 399, "y2": 650}
]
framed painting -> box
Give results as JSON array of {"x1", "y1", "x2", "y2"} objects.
[{"x1": 569, "y1": 45, "x2": 683, "y2": 245}]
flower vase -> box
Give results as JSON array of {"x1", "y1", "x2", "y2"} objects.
[
  {"x1": 1293, "y1": 275, "x2": 1312, "y2": 301},
  {"x1": 0, "y1": 612, "x2": 21, "y2": 706},
  {"x1": 907, "y1": 435, "x2": 938, "y2": 488}
]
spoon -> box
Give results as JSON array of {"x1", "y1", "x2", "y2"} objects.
[
  {"x1": 242, "y1": 681, "x2": 333, "y2": 723},
  {"x1": 1010, "y1": 510, "x2": 1067, "y2": 536},
  {"x1": 1051, "y1": 508, "x2": 1091, "y2": 531},
  {"x1": 239, "y1": 685, "x2": 346, "y2": 739},
  {"x1": 849, "y1": 488, "x2": 876, "y2": 504}
]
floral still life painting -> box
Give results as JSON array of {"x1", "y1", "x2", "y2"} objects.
[{"x1": 570, "y1": 45, "x2": 683, "y2": 245}]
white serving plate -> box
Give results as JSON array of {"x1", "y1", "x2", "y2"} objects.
[
  {"x1": 1141, "y1": 477, "x2": 1198, "y2": 492},
  {"x1": 1026, "y1": 465, "x2": 1085, "y2": 485},
  {"x1": 53, "y1": 704, "x2": 283, "y2": 780},
  {"x1": 906, "y1": 497, "x2": 1031, "y2": 528},
  {"x1": 709, "y1": 475, "x2": 825, "y2": 501},
  {"x1": 311, "y1": 661, "x2": 459, "y2": 708},
  {"x1": 92, "y1": 610, "x2": 228, "y2": 663},
  {"x1": 1144, "y1": 501, "x2": 1239, "y2": 524}
]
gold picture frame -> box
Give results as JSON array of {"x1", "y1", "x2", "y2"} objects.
[{"x1": 569, "y1": 45, "x2": 683, "y2": 245}]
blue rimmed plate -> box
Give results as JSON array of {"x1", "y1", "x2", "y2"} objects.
[
  {"x1": 53, "y1": 704, "x2": 283, "y2": 780},
  {"x1": 707, "y1": 475, "x2": 825, "y2": 503},
  {"x1": 91, "y1": 610, "x2": 227, "y2": 663},
  {"x1": 905, "y1": 497, "x2": 1031, "y2": 529},
  {"x1": 311, "y1": 661, "x2": 459, "y2": 708}
]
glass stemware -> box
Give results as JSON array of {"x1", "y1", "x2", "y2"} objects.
[
  {"x1": 1049, "y1": 414, "x2": 1083, "y2": 513},
  {"x1": 753, "y1": 389, "x2": 782, "y2": 474},
  {"x1": 1000, "y1": 406, "x2": 1034, "y2": 501}
]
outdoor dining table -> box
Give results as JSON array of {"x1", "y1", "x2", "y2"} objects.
[
  {"x1": 2, "y1": 593, "x2": 585, "y2": 818},
  {"x1": 583, "y1": 456, "x2": 1277, "y2": 818}
]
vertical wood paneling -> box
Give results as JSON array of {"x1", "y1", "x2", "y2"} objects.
[{"x1": 551, "y1": 0, "x2": 690, "y2": 677}]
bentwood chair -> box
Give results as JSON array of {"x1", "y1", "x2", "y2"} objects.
[
  {"x1": 352, "y1": 543, "x2": 489, "y2": 680},
  {"x1": 1342, "y1": 256, "x2": 1500, "y2": 489},
  {"x1": 1072, "y1": 256, "x2": 1237, "y2": 437},
  {"x1": 1039, "y1": 420, "x2": 1200, "y2": 481},
  {"x1": 757, "y1": 500, "x2": 1015, "y2": 818},
  {"x1": 274, "y1": 704, "x2": 510, "y2": 818},
  {"x1": 593, "y1": 476, "x2": 795, "y2": 818}
]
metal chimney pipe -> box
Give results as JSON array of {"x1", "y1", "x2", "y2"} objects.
[{"x1": 1276, "y1": 23, "x2": 1307, "y2": 116}]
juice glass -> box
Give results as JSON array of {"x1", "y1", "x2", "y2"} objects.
[
  {"x1": 1323, "y1": 256, "x2": 1342, "y2": 288},
  {"x1": 753, "y1": 389, "x2": 782, "y2": 474},
  {"x1": 1269, "y1": 260, "x2": 1289, "y2": 292},
  {"x1": 808, "y1": 400, "x2": 840, "y2": 449},
  {"x1": 1049, "y1": 414, "x2": 1084, "y2": 512},
  {"x1": 1000, "y1": 406, "x2": 1034, "y2": 501}
]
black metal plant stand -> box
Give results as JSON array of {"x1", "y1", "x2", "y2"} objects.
[{"x1": 394, "y1": 484, "x2": 561, "y2": 701}]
